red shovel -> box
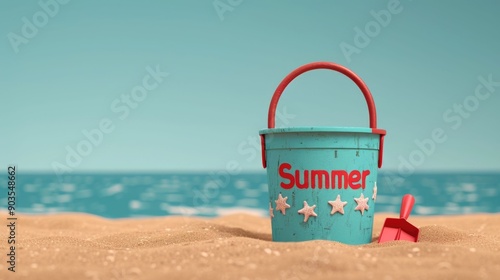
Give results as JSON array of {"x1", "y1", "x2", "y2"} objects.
[{"x1": 378, "y1": 194, "x2": 419, "y2": 243}]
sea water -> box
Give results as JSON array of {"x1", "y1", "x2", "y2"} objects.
[{"x1": 0, "y1": 172, "x2": 498, "y2": 218}]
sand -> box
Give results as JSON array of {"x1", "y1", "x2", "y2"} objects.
[{"x1": 1, "y1": 213, "x2": 499, "y2": 280}]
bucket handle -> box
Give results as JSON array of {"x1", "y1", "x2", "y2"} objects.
[{"x1": 260, "y1": 61, "x2": 386, "y2": 168}]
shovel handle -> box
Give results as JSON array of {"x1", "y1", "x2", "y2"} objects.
[{"x1": 400, "y1": 194, "x2": 415, "y2": 220}]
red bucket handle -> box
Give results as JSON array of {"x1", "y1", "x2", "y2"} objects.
[{"x1": 261, "y1": 61, "x2": 386, "y2": 168}]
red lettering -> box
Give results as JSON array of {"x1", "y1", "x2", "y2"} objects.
[
  {"x1": 361, "y1": 170, "x2": 370, "y2": 189},
  {"x1": 279, "y1": 163, "x2": 294, "y2": 189},
  {"x1": 295, "y1": 170, "x2": 309, "y2": 189},
  {"x1": 278, "y1": 163, "x2": 371, "y2": 190},
  {"x1": 331, "y1": 170, "x2": 348, "y2": 189},
  {"x1": 311, "y1": 170, "x2": 329, "y2": 189},
  {"x1": 349, "y1": 170, "x2": 361, "y2": 189}
]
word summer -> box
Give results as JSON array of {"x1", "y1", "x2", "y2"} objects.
[{"x1": 278, "y1": 163, "x2": 371, "y2": 190}]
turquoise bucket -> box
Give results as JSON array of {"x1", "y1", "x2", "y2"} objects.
[{"x1": 259, "y1": 62, "x2": 386, "y2": 245}]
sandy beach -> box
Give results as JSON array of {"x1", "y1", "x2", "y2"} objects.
[{"x1": 1, "y1": 213, "x2": 499, "y2": 280}]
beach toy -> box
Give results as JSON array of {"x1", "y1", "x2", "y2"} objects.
[
  {"x1": 260, "y1": 61, "x2": 386, "y2": 245},
  {"x1": 378, "y1": 194, "x2": 420, "y2": 243}
]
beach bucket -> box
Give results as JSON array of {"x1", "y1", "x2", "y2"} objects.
[{"x1": 259, "y1": 62, "x2": 386, "y2": 245}]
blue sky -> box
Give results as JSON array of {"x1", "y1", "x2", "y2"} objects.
[{"x1": 1, "y1": 0, "x2": 499, "y2": 173}]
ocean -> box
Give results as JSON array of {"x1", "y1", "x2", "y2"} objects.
[{"x1": 1, "y1": 172, "x2": 499, "y2": 218}]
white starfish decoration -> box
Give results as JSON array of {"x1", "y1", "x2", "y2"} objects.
[
  {"x1": 297, "y1": 201, "x2": 317, "y2": 222},
  {"x1": 354, "y1": 193, "x2": 369, "y2": 215},
  {"x1": 372, "y1": 182, "x2": 377, "y2": 201},
  {"x1": 275, "y1": 193, "x2": 290, "y2": 215},
  {"x1": 269, "y1": 202, "x2": 274, "y2": 218},
  {"x1": 328, "y1": 194, "x2": 347, "y2": 215}
]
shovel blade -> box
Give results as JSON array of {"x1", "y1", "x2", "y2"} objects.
[{"x1": 378, "y1": 218, "x2": 419, "y2": 243}]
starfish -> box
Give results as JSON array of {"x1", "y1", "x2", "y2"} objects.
[
  {"x1": 275, "y1": 193, "x2": 290, "y2": 215},
  {"x1": 328, "y1": 194, "x2": 347, "y2": 215},
  {"x1": 354, "y1": 193, "x2": 369, "y2": 215},
  {"x1": 297, "y1": 201, "x2": 317, "y2": 222},
  {"x1": 372, "y1": 182, "x2": 377, "y2": 201},
  {"x1": 269, "y1": 202, "x2": 274, "y2": 218}
]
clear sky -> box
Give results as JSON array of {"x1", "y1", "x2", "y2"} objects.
[{"x1": 1, "y1": 0, "x2": 499, "y2": 173}]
